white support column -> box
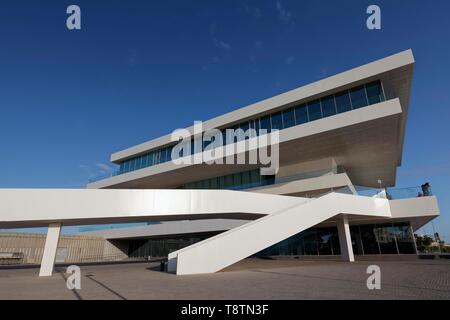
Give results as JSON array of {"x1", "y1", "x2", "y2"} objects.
[
  {"x1": 39, "y1": 223, "x2": 61, "y2": 277},
  {"x1": 337, "y1": 215, "x2": 355, "y2": 262}
]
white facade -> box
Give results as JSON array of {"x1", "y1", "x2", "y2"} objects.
[{"x1": 0, "y1": 49, "x2": 440, "y2": 276}]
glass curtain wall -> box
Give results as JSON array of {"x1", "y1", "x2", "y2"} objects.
[
  {"x1": 350, "y1": 222, "x2": 416, "y2": 255},
  {"x1": 128, "y1": 234, "x2": 217, "y2": 258},
  {"x1": 116, "y1": 80, "x2": 386, "y2": 176},
  {"x1": 256, "y1": 227, "x2": 341, "y2": 257},
  {"x1": 256, "y1": 222, "x2": 415, "y2": 257},
  {"x1": 181, "y1": 169, "x2": 275, "y2": 191}
]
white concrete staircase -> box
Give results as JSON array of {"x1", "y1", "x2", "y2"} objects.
[{"x1": 168, "y1": 193, "x2": 392, "y2": 275}]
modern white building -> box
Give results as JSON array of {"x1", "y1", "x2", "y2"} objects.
[{"x1": 0, "y1": 49, "x2": 440, "y2": 276}]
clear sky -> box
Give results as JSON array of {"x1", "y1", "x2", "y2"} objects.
[{"x1": 0, "y1": 0, "x2": 449, "y2": 239}]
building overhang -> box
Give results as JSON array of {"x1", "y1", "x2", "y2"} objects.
[
  {"x1": 80, "y1": 219, "x2": 249, "y2": 240},
  {"x1": 108, "y1": 49, "x2": 414, "y2": 166},
  {"x1": 88, "y1": 98, "x2": 405, "y2": 189}
]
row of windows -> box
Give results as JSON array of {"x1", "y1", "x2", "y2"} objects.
[
  {"x1": 351, "y1": 223, "x2": 416, "y2": 255},
  {"x1": 257, "y1": 227, "x2": 341, "y2": 257},
  {"x1": 257, "y1": 222, "x2": 415, "y2": 257},
  {"x1": 118, "y1": 80, "x2": 385, "y2": 174},
  {"x1": 181, "y1": 169, "x2": 275, "y2": 190},
  {"x1": 119, "y1": 146, "x2": 173, "y2": 174}
]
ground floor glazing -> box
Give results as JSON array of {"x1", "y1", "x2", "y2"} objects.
[{"x1": 125, "y1": 221, "x2": 416, "y2": 258}]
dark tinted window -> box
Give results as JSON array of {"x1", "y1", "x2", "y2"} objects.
[
  {"x1": 282, "y1": 108, "x2": 296, "y2": 128},
  {"x1": 248, "y1": 120, "x2": 257, "y2": 138},
  {"x1": 260, "y1": 115, "x2": 271, "y2": 134},
  {"x1": 307, "y1": 100, "x2": 322, "y2": 121},
  {"x1": 271, "y1": 112, "x2": 283, "y2": 130},
  {"x1": 254, "y1": 118, "x2": 260, "y2": 136},
  {"x1": 335, "y1": 91, "x2": 352, "y2": 113},
  {"x1": 321, "y1": 95, "x2": 336, "y2": 117},
  {"x1": 366, "y1": 81, "x2": 385, "y2": 104},
  {"x1": 240, "y1": 121, "x2": 250, "y2": 139},
  {"x1": 294, "y1": 104, "x2": 308, "y2": 124},
  {"x1": 221, "y1": 129, "x2": 228, "y2": 145},
  {"x1": 160, "y1": 148, "x2": 168, "y2": 163},
  {"x1": 350, "y1": 86, "x2": 368, "y2": 109}
]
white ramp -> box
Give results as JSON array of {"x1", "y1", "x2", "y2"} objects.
[{"x1": 168, "y1": 193, "x2": 391, "y2": 275}]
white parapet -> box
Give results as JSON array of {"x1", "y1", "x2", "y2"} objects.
[{"x1": 0, "y1": 189, "x2": 439, "y2": 277}]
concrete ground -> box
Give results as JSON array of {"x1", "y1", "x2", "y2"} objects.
[{"x1": 0, "y1": 258, "x2": 449, "y2": 300}]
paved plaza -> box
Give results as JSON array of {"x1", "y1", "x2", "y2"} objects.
[{"x1": 0, "y1": 258, "x2": 449, "y2": 300}]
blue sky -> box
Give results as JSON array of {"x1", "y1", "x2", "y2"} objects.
[{"x1": 0, "y1": 0, "x2": 449, "y2": 239}]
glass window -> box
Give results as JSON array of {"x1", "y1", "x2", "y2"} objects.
[
  {"x1": 317, "y1": 228, "x2": 333, "y2": 255},
  {"x1": 135, "y1": 157, "x2": 140, "y2": 170},
  {"x1": 248, "y1": 120, "x2": 257, "y2": 138},
  {"x1": 221, "y1": 129, "x2": 228, "y2": 145},
  {"x1": 294, "y1": 104, "x2": 308, "y2": 124},
  {"x1": 335, "y1": 91, "x2": 352, "y2": 113},
  {"x1": 128, "y1": 159, "x2": 135, "y2": 171},
  {"x1": 374, "y1": 224, "x2": 398, "y2": 254},
  {"x1": 135, "y1": 158, "x2": 141, "y2": 170},
  {"x1": 303, "y1": 230, "x2": 318, "y2": 255},
  {"x1": 250, "y1": 169, "x2": 260, "y2": 185},
  {"x1": 141, "y1": 154, "x2": 148, "y2": 168},
  {"x1": 161, "y1": 148, "x2": 167, "y2": 163},
  {"x1": 254, "y1": 118, "x2": 260, "y2": 136},
  {"x1": 241, "y1": 170, "x2": 250, "y2": 186},
  {"x1": 359, "y1": 225, "x2": 380, "y2": 254},
  {"x1": 218, "y1": 176, "x2": 225, "y2": 189},
  {"x1": 261, "y1": 174, "x2": 275, "y2": 186},
  {"x1": 350, "y1": 226, "x2": 364, "y2": 255},
  {"x1": 190, "y1": 139, "x2": 195, "y2": 155},
  {"x1": 282, "y1": 108, "x2": 296, "y2": 128},
  {"x1": 210, "y1": 177, "x2": 218, "y2": 189},
  {"x1": 350, "y1": 85, "x2": 368, "y2": 109},
  {"x1": 154, "y1": 150, "x2": 161, "y2": 164},
  {"x1": 307, "y1": 100, "x2": 322, "y2": 121},
  {"x1": 393, "y1": 222, "x2": 416, "y2": 254},
  {"x1": 224, "y1": 175, "x2": 234, "y2": 188},
  {"x1": 148, "y1": 152, "x2": 154, "y2": 166},
  {"x1": 233, "y1": 172, "x2": 242, "y2": 186},
  {"x1": 271, "y1": 112, "x2": 283, "y2": 131},
  {"x1": 166, "y1": 146, "x2": 172, "y2": 162},
  {"x1": 365, "y1": 81, "x2": 385, "y2": 104},
  {"x1": 330, "y1": 228, "x2": 341, "y2": 255},
  {"x1": 260, "y1": 115, "x2": 271, "y2": 134},
  {"x1": 123, "y1": 161, "x2": 129, "y2": 172},
  {"x1": 240, "y1": 121, "x2": 250, "y2": 139},
  {"x1": 321, "y1": 95, "x2": 336, "y2": 117}
]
